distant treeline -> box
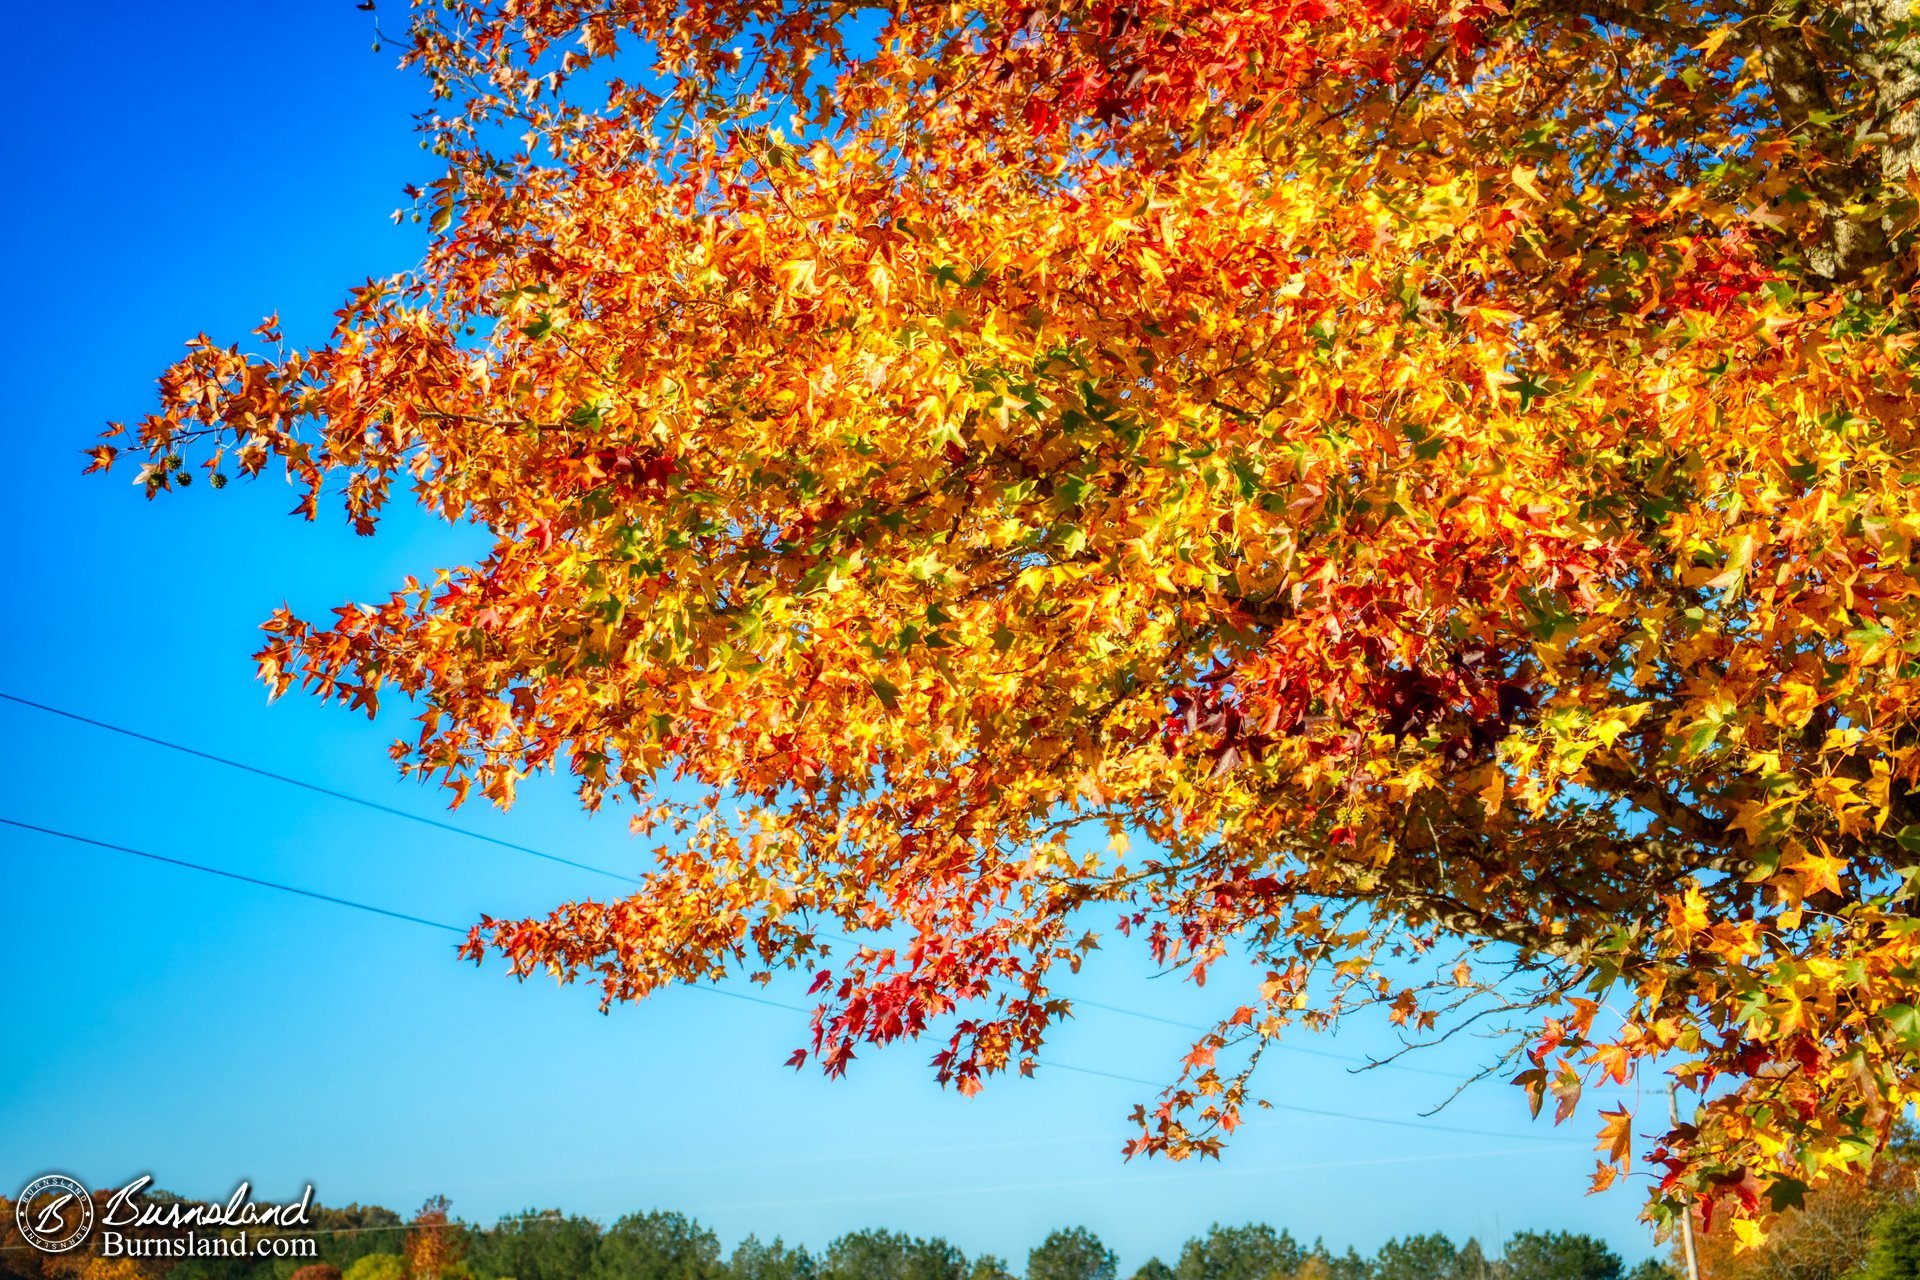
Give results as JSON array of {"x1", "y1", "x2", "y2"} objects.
[{"x1": 0, "y1": 1192, "x2": 1672, "y2": 1280}]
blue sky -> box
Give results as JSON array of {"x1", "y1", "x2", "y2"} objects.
[{"x1": 1, "y1": 3, "x2": 1662, "y2": 1269}]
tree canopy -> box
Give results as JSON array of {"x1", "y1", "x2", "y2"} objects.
[
  {"x1": 1028, "y1": 1229, "x2": 1118, "y2": 1280},
  {"x1": 1370, "y1": 1234, "x2": 1476, "y2": 1280},
  {"x1": 1492, "y1": 1231, "x2": 1621, "y2": 1280},
  {"x1": 97, "y1": 0, "x2": 1920, "y2": 1240},
  {"x1": 1173, "y1": 1225, "x2": 1308, "y2": 1280},
  {"x1": 822, "y1": 1231, "x2": 967, "y2": 1280}
]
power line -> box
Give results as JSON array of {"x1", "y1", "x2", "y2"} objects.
[
  {"x1": 0, "y1": 817, "x2": 816, "y2": 1019},
  {"x1": 2, "y1": 817, "x2": 466, "y2": 934},
  {"x1": 1, "y1": 690, "x2": 1556, "y2": 1095},
  {"x1": 0, "y1": 691, "x2": 640, "y2": 886},
  {"x1": 1068, "y1": 996, "x2": 1463, "y2": 1080},
  {"x1": 7, "y1": 816, "x2": 1580, "y2": 1151}
]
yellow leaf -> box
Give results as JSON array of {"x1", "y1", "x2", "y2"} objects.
[{"x1": 1480, "y1": 768, "x2": 1506, "y2": 816}]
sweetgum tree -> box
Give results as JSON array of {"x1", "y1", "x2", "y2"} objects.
[{"x1": 95, "y1": 0, "x2": 1920, "y2": 1240}]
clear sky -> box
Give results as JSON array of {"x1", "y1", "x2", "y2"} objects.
[{"x1": 1, "y1": 3, "x2": 1662, "y2": 1271}]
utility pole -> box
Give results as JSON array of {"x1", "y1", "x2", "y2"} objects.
[{"x1": 1671, "y1": 1082, "x2": 1703, "y2": 1280}]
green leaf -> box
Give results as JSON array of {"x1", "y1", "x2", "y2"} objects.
[
  {"x1": 1846, "y1": 622, "x2": 1893, "y2": 650},
  {"x1": 1685, "y1": 721, "x2": 1721, "y2": 755},
  {"x1": 1764, "y1": 1177, "x2": 1807, "y2": 1213},
  {"x1": 1885, "y1": 1003, "x2": 1920, "y2": 1049},
  {"x1": 1503, "y1": 375, "x2": 1553, "y2": 410},
  {"x1": 869, "y1": 677, "x2": 901, "y2": 711}
]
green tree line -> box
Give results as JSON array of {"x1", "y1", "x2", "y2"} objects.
[
  {"x1": 347, "y1": 1219, "x2": 1669, "y2": 1280},
  {"x1": 2, "y1": 1198, "x2": 1677, "y2": 1280},
  {"x1": 21, "y1": 1181, "x2": 1920, "y2": 1280}
]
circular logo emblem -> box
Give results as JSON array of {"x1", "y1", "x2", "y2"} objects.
[{"x1": 14, "y1": 1174, "x2": 94, "y2": 1254}]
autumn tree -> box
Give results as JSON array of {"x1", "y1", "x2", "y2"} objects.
[
  {"x1": 404, "y1": 1197, "x2": 463, "y2": 1280},
  {"x1": 1687, "y1": 1123, "x2": 1920, "y2": 1280},
  {"x1": 97, "y1": 0, "x2": 1920, "y2": 1241}
]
